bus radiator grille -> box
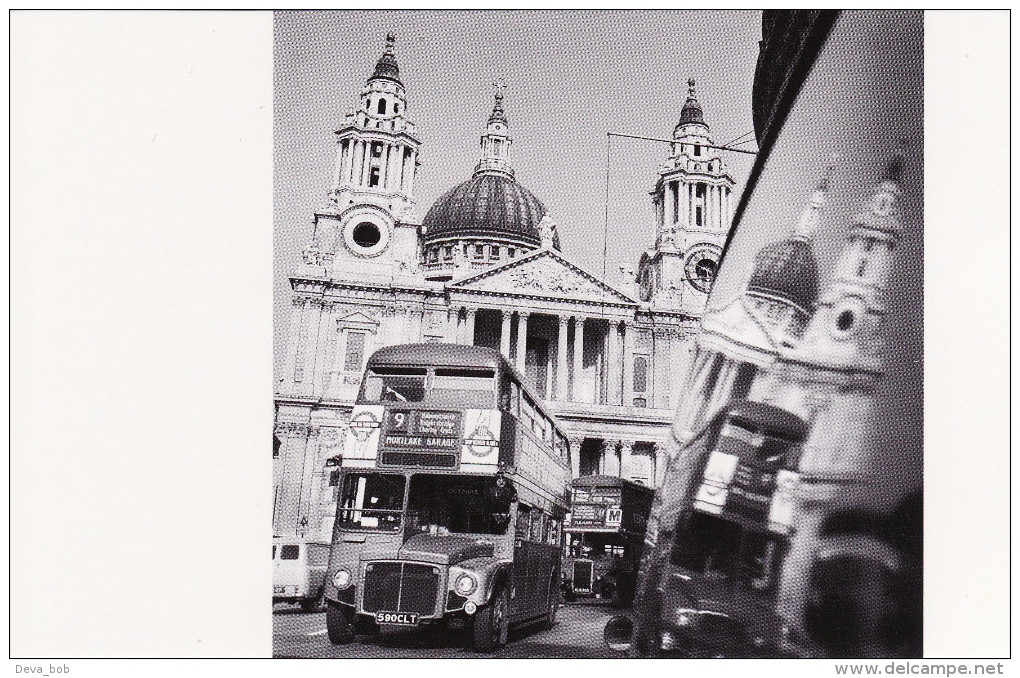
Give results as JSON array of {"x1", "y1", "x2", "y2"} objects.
[{"x1": 362, "y1": 562, "x2": 440, "y2": 616}]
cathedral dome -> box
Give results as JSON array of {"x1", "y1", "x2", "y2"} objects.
[
  {"x1": 746, "y1": 237, "x2": 819, "y2": 314},
  {"x1": 422, "y1": 172, "x2": 557, "y2": 249}
]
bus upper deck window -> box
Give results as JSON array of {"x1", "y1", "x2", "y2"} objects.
[
  {"x1": 362, "y1": 367, "x2": 426, "y2": 403},
  {"x1": 432, "y1": 368, "x2": 495, "y2": 406}
]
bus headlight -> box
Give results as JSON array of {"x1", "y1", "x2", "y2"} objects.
[
  {"x1": 454, "y1": 573, "x2": 477, "y2": 596},
  {"x1": 333, "y1": 568, "x2": 352, "y2": 590}
]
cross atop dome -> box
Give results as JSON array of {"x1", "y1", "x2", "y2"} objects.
[
  {"x1": 687, "y1": 78, "x2": 696, "y2": 99},
  {"x1": 489, "y1": 79, "x2": 508, "y2": 125}
]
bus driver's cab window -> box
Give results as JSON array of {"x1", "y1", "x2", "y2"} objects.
[
  {"x1": 406, "y1": 474, "x2": 514, "y2": 536},
  {"x1": 337, "y1": 473, "x2": 405, "y2": 532}
]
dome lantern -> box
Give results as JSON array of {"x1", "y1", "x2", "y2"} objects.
[
  {"x1": 677, "y1": 78, "x2": 708, "y2": 130},
  {"x1": 369, "y1": 32, "x2": 402, "y2": 85}
]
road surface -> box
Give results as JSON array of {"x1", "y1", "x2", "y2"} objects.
[{"x1": 274, "y1": 601, "x2": 622, "y2": 658}]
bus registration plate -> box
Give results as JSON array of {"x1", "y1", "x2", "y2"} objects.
[{"x1": 375, "y1": 611, "x2": 419, "y2": 626}]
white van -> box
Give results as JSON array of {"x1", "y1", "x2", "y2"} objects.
[{"x1": 273, "y1": 538, "x2": 329, "y2": 611}]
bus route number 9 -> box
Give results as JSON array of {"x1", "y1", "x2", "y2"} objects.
[{"x1": 389, "y1": 411, "x2": 409, "y2": 431}]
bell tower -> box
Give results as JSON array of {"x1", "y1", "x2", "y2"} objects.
[
  {"x1": 792, "y1": 147, "x2": 907, "y2": 373},
  {"x1": 638, "y1": 79, "x2": 736, "y2": 313},
  {"x1": 302, "y1": 33, "x2": 423, "y2": 282}
]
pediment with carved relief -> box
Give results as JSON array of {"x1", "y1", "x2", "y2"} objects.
[{"x1": 449, "y1": 249, "x2": 636, "y2": 304}]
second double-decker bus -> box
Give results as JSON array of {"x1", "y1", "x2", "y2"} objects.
[
  {"x1": 604, "y1": 401, "x2": 809, "y2": 657},
  {"x1": 562, "y1": 476, "x2": 654, "y2": 606},
  {"x1": 323, "y1": 343, "x2": 571, "y2": 652}
]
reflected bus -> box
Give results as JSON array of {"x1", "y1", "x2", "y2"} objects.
[
  {"x1": 562, "y1": 475, "x2": 653, "y2": 606},
  {"x1": 324, "y1": 343, "x2": 571, "y2": 652},
  {"x1": 608, "y1": 401, "x2": 809, "y2": 657}
]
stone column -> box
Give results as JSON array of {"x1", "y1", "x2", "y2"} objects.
[
  {"x1": 705, "y1": 185, "x2": 713, "y2": 228},
  {"x1": 464, "y1": 307, "x2": 477, "y2": 346},
  {"x1": 345, "y1": 141, "x2": 355, "y2": 184},
  {"x1": 445, "y1": 307, "x2": 458, "y2": 342},
  {"x1": 608, "y1": 321, "x2": 622, "y2": 405},
  {"x1": 665, "y1": 180, "x2": 675, "y2": 226},
  {"x1": 500, "y1": 310, "x2": 512, "y2": 359},
  {"x1": 652, "y1": 329, "x2": 669, "y2": 410},
  {"x1": 406, "y1": 149, "x2": 418, "y2": 197},
  {"x1": 620, "y1": 441, "x2": 635, "y2": 481},
  {"x1": 653, "y1": 443, "x2": 667, "y2": 489},
  {"x1": 569, "y1": 437, "x2": 584, "y2": 479},
  {"x1": 360, "y1": 141, "x2": 371, "y2": 186},
  {"x1": 556, "y1": 316, "x2": 569, "y2": 401},
  {"x1": 678, "y1": 180, "x2": 688, "y2": 226},
  {"x1": 572, "y1": 316, "x2": 585, "y2": 402},
  {"x1": 515, "y1": 311, "x2": 529, "y2": 373},
  {"x1": 602, "y1": 440, "x2": 620, "y2": 477},
  {"x1": 333, "y1": 142, "x2": 346, "y2": 187},
  {"x1": 352, "y1": 141, "x2": 361, "y2": 186},
  {"x1": 382, "y1": 143, "x2": 392, "y2": 190},
  {"x1": 689, "y1": 183, "x2": 696, "y2": 227},
  {"x1": 311, "y1": 302, "x2": 335, "y2": 398},
  {"x1": 717, "y1": 185, "x2": 724, "y2": 230},
  {"x1": 390, "y1": 143, "x2": 402, "y2": 191},
  {"x1": 622, "y1": 322, "x2": 635, "y2": 407}
]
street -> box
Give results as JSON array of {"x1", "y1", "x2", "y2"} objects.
[{"x1": 273, "y1": 602, "x2": 622, "y2": 658}]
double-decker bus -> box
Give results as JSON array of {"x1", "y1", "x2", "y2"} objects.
[
  {"x1": 605, "y1": 401, "x2": 809, "y2": 657},
  {"x1": 562, "y1": 476, "x2": 653, "y2": 606},
  {"x1": 324, "y1": 343, "x2": 571, "y2": 652}
]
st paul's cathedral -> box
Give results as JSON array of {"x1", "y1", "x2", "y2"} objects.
[{"x1": 274, "y1": 35, "x2": 738, "y2": 538}]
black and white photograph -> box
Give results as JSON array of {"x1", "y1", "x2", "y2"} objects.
[
  {"x1": 9, "y1": 8, "x2": 1009, "y2": 669},
  {"x1": 271, "y1": 9, "x2": 924, "y2": 659}
]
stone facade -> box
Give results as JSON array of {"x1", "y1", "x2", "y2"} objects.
[{"x1": 273, "y1": 37, "x2": 738, "y2": 539}]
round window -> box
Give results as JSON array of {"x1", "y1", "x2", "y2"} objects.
[
  {"x1": 352, "y1": 222, "x2": 381, "y2": 249},
  {"x1": 836, "y1": 310, "x2": 855, "y2": 332}
]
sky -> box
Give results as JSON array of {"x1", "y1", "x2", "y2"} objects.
[{"x1": 274, "y1": 10, "x2": 762, "y2": 367}]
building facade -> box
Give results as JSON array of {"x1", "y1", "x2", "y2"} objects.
[{"x1": 273, "y1": 36, "x2": 738, "y2": 538}]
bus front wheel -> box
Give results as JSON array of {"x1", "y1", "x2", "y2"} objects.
[
  {"x1": 326, "y1": 603, "x2": 355, "y2": 645},
  {"x1": 472, "y1": 586, "x2": 509, "y2": 653}
]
